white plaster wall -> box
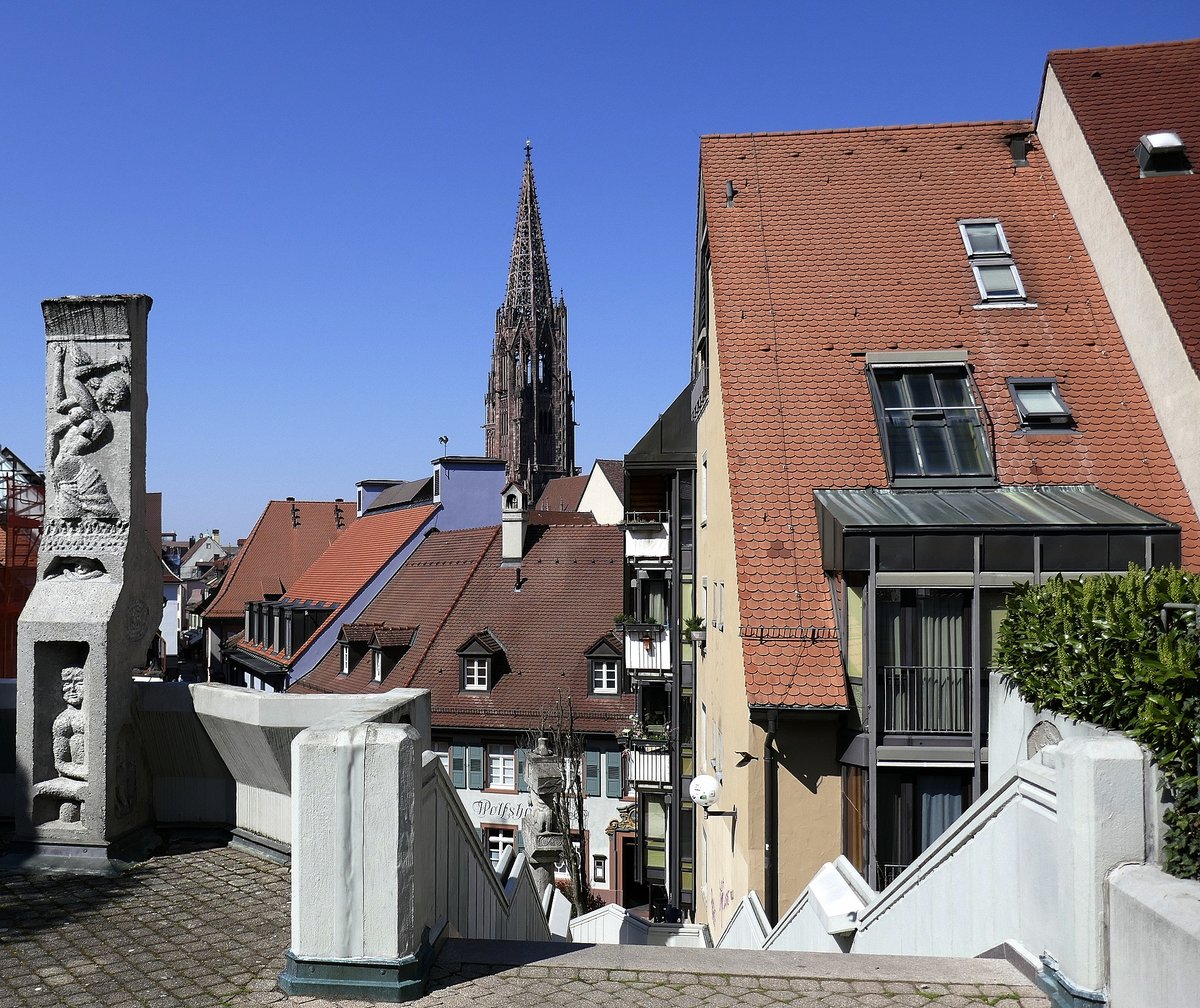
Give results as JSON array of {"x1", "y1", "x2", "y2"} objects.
[
  {"x1": 1108, "y1": 864, "x2": 1200, "y2": 1008},
  {"x1": 1038, "y1": 68, "x2": 1200, "y2": 510},
  {"x1": 579, "y1": 469, "x2": 623, "y2": 525},
  {"x1": 569, "y1": 903, "x2": 712, "y2": 946},
  {"x1": 714, "y1": 892, "x2": 771, "y2": 950}
]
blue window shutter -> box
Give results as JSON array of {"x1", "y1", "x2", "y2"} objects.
[
  {"x1": 515, "y1": 828, "x2": 524, "y2": 851},
  {"x1": 468, "y1": 746, "x2": 484, "y2": 790},
  {"x1": 451, "y1": 746, "x2": 467, "y2": 789},
  {"x1": 585, "y1": 751, "x2": 601, "y2": 797},
  {"x1": 606, "y1": 751, "x2": 622, "y2": 798},
  {"x1": 517, "y1": 749, "x2": 528, "y2": 792}
]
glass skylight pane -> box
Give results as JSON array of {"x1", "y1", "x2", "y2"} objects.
[
  {"x1": 1015, "y1": 387, "x2": 1062, "y2": 414},
  {"x1": 964, "y1": 223, "x2": 1003, "y2": 255},
  {"x1": 978, "y1": 264, "x2": 1021, "y2": 298}
]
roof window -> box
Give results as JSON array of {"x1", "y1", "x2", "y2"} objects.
[
  {"x1": 958, "y1": 220, "x2": 1028, "y2": 306},
  {"x1": 1136, "y1": 132, "x2": 1192, "y2": 176},
  {"x1": 1007, "y1": 378, "x2": 1073, "y2": 429},
  {"x1": 867, "y1": 359, "x2": 994, "y2": 484}
]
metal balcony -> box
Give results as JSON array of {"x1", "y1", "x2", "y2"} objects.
[
  {"x1": 625, "y1": 748, "x2": 671, "y2": 788},
  {"x1": 623, "y1": 624, "x2": 671, "y2": 672},
  {"x1": 880, "y1": 665, "x2": 971, "y2": 734},
  {"x1": 623, "y1": 513, "x2": 670, "y2": 560}
]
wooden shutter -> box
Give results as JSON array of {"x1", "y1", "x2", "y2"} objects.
[
  {"x1": 451, "y1": 745, "x2": 467, "y2": 789},
  {"x1": 585, "y1": 751, "x2": 601, "y2": 797},
  {"x1": 605, "y1": 750, "x2": 622, "y2": 798},
  {"x1": 468, "y1": 746, "x2": 484, "y2": 790},
  {"x1": 517, "y1": 748, "x2": 528, "y2": 792}
]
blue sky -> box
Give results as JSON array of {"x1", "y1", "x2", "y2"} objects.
[{"x1": 2, "y1": 3, "x2": 1196, "y2": 539}]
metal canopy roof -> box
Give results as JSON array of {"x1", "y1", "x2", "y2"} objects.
[{"x1": 814, "y1": 485, "x2": 1176, "y2": 531}]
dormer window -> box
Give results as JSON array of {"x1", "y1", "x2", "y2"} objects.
[
  {"x1": 1137, "y1": 132, "x2": 1192, "y2": 177},
  {"x1": 1007, "y1": 378, "x2": 1073, "y2": 429},
  {"x1": 464, "y1": 657, "x2": 490, "y2": 691},
  {"x1": 958, "y1": 220, "x2": 1028, "y2": 305},
  {"x1": 591, "y1": 658, "x2": 620, "y2": 695},
  {"x1": 372, "y1": 648, "x2": 383, "y2": 683},
  {"x1": 867, "y1": 356, "x2": 994, "y2": 484},
  {"x1": 340, "y1": 644, "x2": 350, "y2": 676}
]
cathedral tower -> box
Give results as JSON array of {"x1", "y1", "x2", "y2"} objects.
[{"x1": 484, "y1": 143, "x2": 575, "y2": 498}]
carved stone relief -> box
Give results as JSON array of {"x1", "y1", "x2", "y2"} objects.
[
  {"x1": 46, "y1": 342, "x2": 130, "y2": 525},
  {"x1": 43, "y1": 556, "x2": 108, "y2": 581},
  {"x1": 1026, "y1": 719, "x2": 1064, "y2": 759},
  {"x1": 33, "y1": 665, "x2": 88, "y2": 824}
]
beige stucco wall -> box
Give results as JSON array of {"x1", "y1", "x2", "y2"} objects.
[
  {"x1": 1038, "y1": 67, "x2": 1200, "y2": 512},
  {"x1": 693, "y1": 251, "x2": 843, "y2": 936},
  {"x1": 579, "y1": 466, "x2": 623, "y2": 525}
]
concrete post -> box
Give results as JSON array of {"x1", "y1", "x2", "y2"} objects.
[
  {"x1": 280, "y1": 721, "x2": 440, "y2": 1001},
  {"x1": 9, "y1": 296, "x2": 160, "y2": 872},
  {"x1": 1050, "y1": 736, "x2": 1146, "y2": 998}
]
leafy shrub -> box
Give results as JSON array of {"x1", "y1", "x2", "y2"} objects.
[{"x1": 996, "y1": 566, "x2": 1200, "y2": 879}]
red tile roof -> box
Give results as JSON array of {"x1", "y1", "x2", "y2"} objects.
[
  {"x1": 202, "y1": 500, "x2": 357, "y2": 620},
  {"x1": 535, "y1": 475, "x2": 587, "y2": 512},
  {"x1": 292, "y1": 523, "x2": 633, "y2": 733},
  {"x1": 1046, "y1": 39, "x2": 1200, "y2": 372},
  {"x1": 229, "y1": 503, "x2": 439, "y2": 668},
  {"x1": 700, "y1": 121, "x2": 1200, "y2": 708},
  {"x1": 594, "y1": 459, "x2": 626, "y2": 502}
]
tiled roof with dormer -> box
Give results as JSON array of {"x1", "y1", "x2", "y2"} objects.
[
  {"x1": 291, "y1": 523, "x2": 633, "y2": 733},
  {"x1": 201, "y1": 500, "x2": 357, "y2": 620},
  {"x1": 1045, "y1": 39, "x2": 1200, "y2": 373},
  {"x1": 700, "y1": 120, "x2": 1200, "y2": 708}
]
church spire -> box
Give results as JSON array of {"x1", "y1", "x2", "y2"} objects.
[
  {"x1": 503, "y1": 141, "x2": 555, "y2": 324},
  {"x1": 484, "y1": 144, "x2": 576, "y2": 499}
]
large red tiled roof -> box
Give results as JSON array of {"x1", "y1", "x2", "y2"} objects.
[
  {"x1": 535, "y1": 475, "x2": 587, "y2": 512},
  {"x1": 292, "y1": 523, "x2": 633, "y2": 733},
  {"x1": 1046, "y1": 39, "x2": 1200, "y2": 373},
  {"x1": 229, "y1": 503, "x2": 439, "y2": 669},
  {"x1": 202, "y1": 500, "x2": 357, "y2": 620},
  {"x1": 700, "y1": 121, "x2": 1200, "y2": 708}
]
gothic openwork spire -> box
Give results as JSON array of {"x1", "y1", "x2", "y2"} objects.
[
  {"x1": 485, "y1": 144, "x2": 576, "y2": 499},
  {"x1": 503, "y1": 141, "x2": 555, "y2": 324}
]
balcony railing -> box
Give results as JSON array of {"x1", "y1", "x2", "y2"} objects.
[
  {"x1": 626, "y1": 748, "x2": 671, "y2": 788},
  {"x1": 880, "y1": 665, "x2": 971, "y2": 734},
  {"x1": 624, "y1": 515, "x2": 670, "y2": 560},
  {"x1": 623, "y1": 624, "x2": 671, "y2": 672},
  {"x1": 877, "y1": 863, "x2": 908, "y2": 890}
]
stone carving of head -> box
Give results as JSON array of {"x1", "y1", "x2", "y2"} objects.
[
  {"x1": 93, "y1": 372, "x2": 130, "y2": 412},
  {"x1": 61, "y1": 666, "x2": 84, "y2": 708}
]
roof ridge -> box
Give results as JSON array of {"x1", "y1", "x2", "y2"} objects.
[
  {"x1": 701, "y1": 119, "x2": 1032, "y2": 142},
  {"x1": 1048, "y1": 37, "x2": 1200, "y2": 59}
]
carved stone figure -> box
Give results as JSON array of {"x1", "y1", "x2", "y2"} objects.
[
  {"x1": 45, "y1": 557, "x2": 107, "y2": 581},
  {"x1": 46, "y1": 342, "x2": 129, "y2": 524},
  {"x1": 519, "y1": 736, "x2": 565, "y2": 895},
  {"x1": 33, "y1": 665, "x2": 87, "y2": 824}
]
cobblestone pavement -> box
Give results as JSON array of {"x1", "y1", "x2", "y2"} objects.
[{"x1": 0, "y1": 839, "x2": 1049, "y2": 1007}]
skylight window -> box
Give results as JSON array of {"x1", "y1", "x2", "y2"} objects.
[
  {"x1": 1136, "y1": 132, "x2": 1192, "y2": 176},
  {"x1": 958, "y1": 220, "x2": 1027, "y2": 305},
  {"x1": 1007, "y1": 378, "x2": 1073, "y2": 429},
  {"x1": 868, "y1": 363, "x2": 994, "y2": 483}
]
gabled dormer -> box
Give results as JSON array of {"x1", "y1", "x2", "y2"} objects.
[
  {"x1": 585, "y1": 633, "x2": 625, "y2": 695},
  {"x1": 457, "y1": 629, "x2": 508, "y2": 692}
]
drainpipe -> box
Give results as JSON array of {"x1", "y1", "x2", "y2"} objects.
[{"x1": 764, "y1": 710, "x2": 779, "y2": 925}]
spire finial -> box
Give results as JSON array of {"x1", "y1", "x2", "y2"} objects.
[{"x1": 525, "y1": 138, "x2": 532, "y2": 160}]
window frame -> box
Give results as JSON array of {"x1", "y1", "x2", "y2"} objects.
[
  {"x1": 463, "y1": 656, "x2": 490, "y2": 692},
  {"x1": 340, "y1": 643, "x2": 350, "y2": 677},
  {"x1": 371, "y1": 647, "x2": 383, "y2": 684},
  {"x1": 1006, "y1": 377, "x2": 1074, "y2": 430},
  {"x1": 957, "y1": 219, "x2": 1029, "y2": 306},
  {"x1": 591, "y1": 657, "x2": 620, "y2": 695},
  {"x1": 486, "y1": 743, "x2": 517, "y2": 792},
  {"x1": 866, "y1": 360, "x2": 996, "y2": 486},
  {"x1": 481, "y1": 824, "x2": 517, "y2": 867}
]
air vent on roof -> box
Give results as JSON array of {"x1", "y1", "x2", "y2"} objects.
[{"x1": 1136, "y1": 132, "x2": 1192, "y2": 176}]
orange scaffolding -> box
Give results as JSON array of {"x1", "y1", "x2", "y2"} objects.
[{"x1": 0, "y1": 449, "x2": 44, "y2": 679}]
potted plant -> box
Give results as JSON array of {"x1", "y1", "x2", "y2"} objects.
[{"x1": 684, "y1": 616, "x2": 706, "y2": 645}]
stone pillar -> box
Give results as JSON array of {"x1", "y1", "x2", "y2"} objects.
[
  {"x1": 281, "y1": 721, "x2": 438, "y2": 1001},
  {"x1": 519, "y1": 736, "x2": 565, "y2": 897},
  {"x1": 10, "y1": 295, "x2": 160, "y2": 870}
]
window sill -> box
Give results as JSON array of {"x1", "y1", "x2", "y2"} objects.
[
  {"x1": 482, "y1": 787, "x2": 519, "y2": 795},
  {"x1": 972, "y1": 300, "x2": 1038, "y2": 310}
]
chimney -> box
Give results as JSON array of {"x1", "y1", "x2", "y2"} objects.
[
  {"x1": 212, "y1": 528, "x2": 220, "y2": 544},
  {"x1": 501, "y1": 483, "x2": 528, "y2": 566}
]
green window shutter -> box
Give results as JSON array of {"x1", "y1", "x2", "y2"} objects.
[
  {"x1": 467, "y1": 746, "x2": 485, "y2": 790},
  {"x1": 517, "y1": 749, "x2": 528, "y2": 792},
  {"x1": 605, "y1": 751, "x2": 622, "y2": 798},
  {"x1": 585, "y1": 751, "x2": 601, "y2": 797},
  {"x1": 515, "y1": 828, "x2": 524, "y2": 852},
  {"x1": 451, "y1": 746, "x2": 467, "y2": 789}
]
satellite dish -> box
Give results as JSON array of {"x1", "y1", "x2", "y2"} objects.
[{"x1": 689, "y1": 774, "x2": 721, "y2": 808}]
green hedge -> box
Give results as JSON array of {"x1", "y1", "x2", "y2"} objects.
[{"x1": 996, "y1": 566, "x2": 1200, "y2": 880}]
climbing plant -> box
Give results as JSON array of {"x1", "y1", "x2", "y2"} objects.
[{"x1": 995, "y1": 565, "x2": 1200, "y2": 880}]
